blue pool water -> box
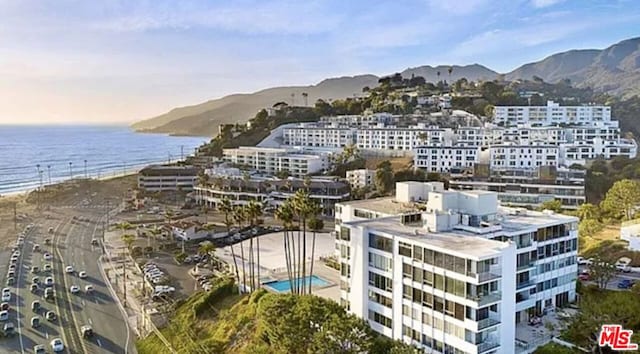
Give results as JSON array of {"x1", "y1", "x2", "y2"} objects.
[{"x1": 265, "y1": 276, "x2": 331, "y2": 292}]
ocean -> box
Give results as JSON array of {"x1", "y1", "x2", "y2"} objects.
[{"x1": 0, "y1": 125, "x2": 208, "y2": 195}]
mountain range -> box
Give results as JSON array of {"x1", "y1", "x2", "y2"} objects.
[{"x1": 132, "y1": 37, "x2": 640, "y2": 136}]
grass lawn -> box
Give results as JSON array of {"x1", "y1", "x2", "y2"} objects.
[{"x1": 580, "y1": 222, "x2": 640, "y2": 266}]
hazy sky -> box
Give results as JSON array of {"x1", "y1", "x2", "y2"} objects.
[{"x1": 0, "y1": 0, "x2": 638, "y2": 125}]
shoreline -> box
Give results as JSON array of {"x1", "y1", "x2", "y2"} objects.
[{"x1": 0, "y1": 170, "x2": 140, "y2": 199}]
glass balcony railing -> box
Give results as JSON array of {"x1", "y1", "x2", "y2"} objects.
[
  {"x1": 477, "y1": 316, "x2": 501, "y2": 330},
  {"x1": 466, "y1": 292, "x2": 502, "y2": 306},
  {"x1": 478, "y1": 341, "x2": 501, "y2": 353},
  {"x1": 516, "y1": 280, "x2": 535, "y2": 290}
]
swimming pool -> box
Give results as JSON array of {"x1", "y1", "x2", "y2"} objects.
[{"x1": 264, "y1": 275, "x2": 331, "y2": 293}]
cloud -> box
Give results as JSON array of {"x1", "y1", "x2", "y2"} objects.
[
  {"x1": 426, "y1": 0, "x2": 490, "y2": 15},
  {"x1": 531, "y1": 0, "x2": 566, "y2": 8}
]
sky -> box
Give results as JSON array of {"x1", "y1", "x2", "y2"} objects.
[{"x1": 0, "y1": 0, "x2": 638, "y2": 125}]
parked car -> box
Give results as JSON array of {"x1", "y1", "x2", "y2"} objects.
[
  {"x1": 0, "y1": 303, "x2": 9, "y2": 311},
  {"x1": 33, "y1": 344, "x2": 46, "y2": 354},
  {"x1": 578, "y1": 272, "x2": 590, "y2": 281},
  {"x1": 46, "y1": 311, "x2": 57, "y2": 321},
  {"x1": 32, "y1": 301, "x2": 40, "y2": 312},
  {"x1": 2, "y1": 322, "x2": 15, "y2": 337},
  {"x1": 79, "y1": 271, "x2": 87, "y2": 279},
  {"x1": 50, "y1": 338, "x2": 64, "y2": 352},
  {"x1": 85, "y1": 285, "x2": 94, "y2": 293},
  {"x1": 618, "y1": 279, "x2": 635, "y2": 289},
  {"x1": 81, "y1": 325, "x2": 94, "y2": 338}
]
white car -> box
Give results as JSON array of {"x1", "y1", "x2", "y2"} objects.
[
  {"x1": 43, "y1": 253, "x2": 53, "y2": 261},
  {"x1": 84, "y1": 285, "x2": 94, "y2": 293},
  {"x1": 50, "y1": 338, "x2": 64, "y2": 352},
  {"x1": 0, "y1": 310, "x2": 8, "y2": 321},
  {"x1": 70, "y1": 285, "x2": 80, "y2": 294},
  {"x1": 65, "y1": 266, "x2": 74, "y2": 274},
  {"x1": 78, "y1": 271, "x2": 87, "y2": 279},
  {"x1": 12, "y1": 251, "x2": 20, "y2": 257},
  {"x1": 1, "y1": 293, "x2": 10, "y2": 302},
  {"x1": 44, "y1": 277, "x2": 54, "y2": 286}
]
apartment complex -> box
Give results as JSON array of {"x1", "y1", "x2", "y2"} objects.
[
  {"x1": 193, "y1": 176, "x2": 350, "y2": 216},
  {"x1": 493, "y1": 101, "x2": 610, "y2": 127},
  {"x1": 450, "y1": 166, "x2": 586, "y2": 210},
  {"x1": 137, "y1": 165, "x2": 199, "y2": 192},
  {"x1": 335, "y1": 182, "x2": 578, "y2": 353},
  {"x1": 221, "y1": 146, "x2": 331, "y2": 178},
  {"x1": 346, "y1": 169, "x2": 376, "y2": 189}
]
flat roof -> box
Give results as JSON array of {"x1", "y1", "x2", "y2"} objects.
[
  {"x1": 340, "y1": 197, "x2": 421, "y2": 215},
  {"x1": 353, "y1": 217, "x2": 508, "y2": 260},
  {"x1": 498, "y1": 208, "x2": 577, "y2": 231}
]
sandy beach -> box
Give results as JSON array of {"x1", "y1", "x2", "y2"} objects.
[{"x1": 0, "y1": 174, "x2": 137, "y2": 250}]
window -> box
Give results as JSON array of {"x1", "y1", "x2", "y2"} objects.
[
  {"x1": 434, "y1": 274, "x2": 444, "y2": 291},
  {"x1": 369, "y1": 291, "x2": 392, "y2": 308},
  {"x1": 413, "y1": 245, "x2": 423, "y2": 262},
  {"x1": 403, "y1": 263, "x2": 412, "y2": 277},
  {"x1": 369, "y1": 310, "x2": 392, "y2": 328},
  {"x1": 369, "y1": 253, "x2": 392, "y2": 271},
  {"x1": 423, "y1": 270, "x2": 433, "y2": 286},
  {"x1": 369, "y1": 272, "x2": 392, "y2": 291},
  {"x1": 369, "y1": 234, "x2": 392, "y2": 252},
  {"x1": 339, "y1": 226, "x2": 351, "y2": 241},
  {"x1": 399, "y1": 242, "x2": 412, "y2": 257}
]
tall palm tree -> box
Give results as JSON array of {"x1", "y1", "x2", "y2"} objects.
[
  {"x1": 198, "y1": 240, "x2": 216, "y2": 270},
  {"x1": 219, "y1": 198, "x2": 241, "y2": 292},
  {"x1": 448, "y1": 66, "x2": 453, "y2": 85},
  {"x1": 307, "y1": 210, "x2": 323, "y2": 295},
  {"x1": 233, "y1": 206, "x2": 248, "y2": 292},
  {"x1": 246, "y1": 200, "x2": 263, "y2": 290},
  {"x1": 275, "y1": 203, "x2": 295, "y2": 291},
  {"x1": 292, "y1": 190, "x2": 312, "y2": 294}
]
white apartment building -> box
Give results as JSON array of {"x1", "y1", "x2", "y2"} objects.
[
  {"x1": 137, "y1": 165, "x2": 198, "y2": 192},
  {"x1": 561, "y1": 138, "x2": 637, "y2": 166},
  {"x1": 283, "y1": 124, "x2": 356, "y2": 147},
  {"x1": 346, "y1": 169, "x2": 376, "y2": 189},
  {"x1": 414, "y1": 145, "x2": 480, "y2": 173},
  {"x1": 357, "y1": 125, "x2": 454, "y2": 151},
  {"x1": 335, "y1": 182, "x2": 578, "y2": 354},
  {"x1": 489, "y1": 144, "x2": 559, "y2": 170},
  {"x1": 222, "y1": 146, "x2": 329, "y2": 178},
  {"x1": 319, "y1": 113, "x2": 396, "y2": 127},
  {"x1": 493, "y1": 101, "x2": 611, "y2": 127}
]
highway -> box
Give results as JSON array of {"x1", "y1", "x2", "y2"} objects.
[{"x1": 1, "y1": 205, "x2": 135, "y2": 354}]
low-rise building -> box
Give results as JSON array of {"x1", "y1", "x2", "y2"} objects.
[
  {"x1": 171, "y1": 221, "x2": 222, "y2": 241},
  {"x1": 346, "y1": 169, "x2": 376, "y2": 189},
  {"x1": 194, "y1": 176, "x2": 350, "y2": 216},
  {"x1": 335, "y1": 182, "x2": 578, "y2": 353},
  {"x1": 137, "y1": 165, "x2": 199, "y2": 192},
  {"x1": 222, "y1": 146, "x2": 330, "y2": 178},
  {"x1": 414, "y1": 145, "x2": 480, "y2": 173}
]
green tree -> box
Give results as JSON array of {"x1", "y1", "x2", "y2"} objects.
[
  {"x1": 246, "y1": 200, "x2": 264, "y2": 291},
  {"x1": 310, "y1": 314, "x2": 373, "y2": 354},
  {"x1": 276, "y1": 202, "x2": 296, "y2": 293},
  {"x1": 589, "y1": 255, "x2": 616, "y2": 289},
  {"x1": 307, "y1": 214, "x2": 323, "y2": 294},
  {"x1": 375, "y1": 160, "x2": 394, "y2": 195},
  {"x1": 539, "y1": 199, "x2": 563, "y2": 213},
  {"x1": 602, "y1": 179, "x2": 640, "y2": 220},
  {"x1": 233, "y1": 205, "x2": 248, "y2": 292},
  {"x1": 579, "y1": 219, "x2": 603, "y2": 239},
  {"x1": 198, "y1": 240, "x2": 217, "y2": 270},
  {"x1": 577, "y1": 203, "x2": 599, "y2": 220},
  {"x1": 121, "y1": 233, "x2": 135, "y2": 250},
  {"x1": 219, "y1": 198, "x2": 241, "y2": 292}
]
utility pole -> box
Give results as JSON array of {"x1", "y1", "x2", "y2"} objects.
[
  {"x1": 13, "y1": 202, "x2": 17, "y2": 231},
  {"x1": 47, "y1": 165, "x2": 51, "y2": 184},
  {"x1": 69, "y1": 162, "x2": 73, "y2": 178},
  {"x1": 122, "y1": 246, "x2": 127, "y2": 308},
  {"x1": 180, "y1": 145, "x2": 184, "y2": 161},
  {"x1": 84, "y1": 160, "x2": 88, "y2": 179}
]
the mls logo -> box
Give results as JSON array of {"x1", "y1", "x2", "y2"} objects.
[{"x1": 598, "y1": 324, "x2": 639, "y2": 351}]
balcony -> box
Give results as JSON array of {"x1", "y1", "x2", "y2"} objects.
[
  {"x1": 477, "y1": 341, "x2": 501, "y2": 353},
  {"x1": 467, "y1": 292, "x2": 502, "y2": 306},
  {"x1": 477, "y1": 268, "x2": 502, "y2": 283},
  {"x1": 477, "y1": 316, "x2": 501, "y2": 330},
  {"x1": 516, "y1": 262, "x2": 535, "y2": 272},
  {"x1": 516, "y1": 280, "x2": 535, "y2": 290}
]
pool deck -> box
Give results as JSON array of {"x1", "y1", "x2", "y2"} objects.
[{"x1": 215, "y1": 231, "x2": 341, "y2": 302}]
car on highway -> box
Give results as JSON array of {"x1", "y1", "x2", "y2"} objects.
[
  {"x1": 31, "y1": 284, "x2": 38, "y2": 293},
  {"x1": 44, "y1": 277, "x2": 54, "y2": 286},
  {"x1": 618, "y1": 279, "x2": 635, "y2": 289},
  {"x1": 65, "y1": 266, "x2": 74, "y2": 274},
  {"x1": 45, "y1": 311, "x2": 56, "y2": 322},
  {"x1": 43, "y1": 253, "x2": 53, "y2": 261},
  {"x1": 70, "y1": 285, "x2": 80, "y2": 294},
  {"x1": 43, "y1": 264, "x2": 52, "y2": 272},
  {"x1": 31, "y1": 316, "x2": 40, "y2": 328},
  {"x1": 32, "y1": 301, "x2": 40, "y2": 312},
  {"x1": 33, "y1": 344, "x2": 46, "y2": 354},
  {"x1": 79, "y1": 271, "x2": 87, "y2": 279},
  {"x1": 0, "y1": 310, "x2": 8, "y2": 321},
  {"x1": 85, "y1": 285, "x2": 94, "y2": 293},
  {"x1": 50, "y1": 338, "x2": 64, "y2": 352},
  {"x1": 0, "y1": 303, "x2": 8, "y2": 311},
  {"x1": 81, "y1": 325, "x2": 94, "y2": 338}
]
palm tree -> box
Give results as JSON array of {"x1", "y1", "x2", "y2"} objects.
[
  {"x1": 219, "y1": 198, "x2": 241, "y2": 292},
  {"x1": 233, "y1": 205, "x2": 248, "y2": 292},
  {"x1": 148, "y1": 226, "x2": 162, "y2": 251},
  {"x1": 448, "y1": 66, "x2": 453, "y2": 85},
  {"x1": 292, "y1": 190, "x2": 312, "y2": 294},
  {"x1": 245, "y1": 200, "x2": 263, "y2": 290},
  {"x1": 436, "y1": 71, "x2": 441, "y2": 83},
  {"x1": 302, "y1": 92, "x2": 308, "y2": 106},
  {"x1": 275, "y1": 203, "x2": 295, "y2": 292},
  {"x1": 121, "y1": 234, "x2": 135, "y2": 252},
  {"x1": 198, "y1": 240, "x2": 216, "y2": 270},
  {"x1": 307, "y1": 208, "x2": 323, "y2": 295}
]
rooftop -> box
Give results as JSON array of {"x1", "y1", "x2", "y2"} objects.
[
  {"x1": 339, "y1": 197, "x2": 422, "y2": 216},
  {"x1": 352, "y1": 217, "x2": 509, "y2": 260},
  {"x1": 498, "y1": 208, "x2": 577, "y2": 231}
]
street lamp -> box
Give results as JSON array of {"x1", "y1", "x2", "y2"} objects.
[
  {"x1": 69, "y1": 162, "x2": 73, "y2": 178},
  {"x1": 84, "y1": 159, "x2": 88, "y2": 179},
  {"x1": 47, "y1": 165, "x2": 51, "y2": 184}
]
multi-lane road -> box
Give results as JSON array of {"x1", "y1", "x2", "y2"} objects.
[{"x1": 2, "y1": 206, "x2": 136, "y2": 354}]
